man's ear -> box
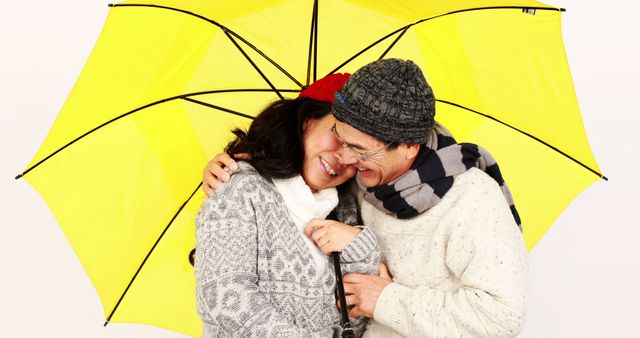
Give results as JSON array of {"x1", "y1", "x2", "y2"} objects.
[{"x1": 404, "y1": 143, "x2": 421, "y2": 160}]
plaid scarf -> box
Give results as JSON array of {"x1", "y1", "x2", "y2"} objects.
[{"x1": 360, "y1": 123, "x2": 521, "y2": 230}]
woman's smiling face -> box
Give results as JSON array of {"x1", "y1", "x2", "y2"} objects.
[{"x1": 301, "y1": 114, "x2": 356, "y2": 191}]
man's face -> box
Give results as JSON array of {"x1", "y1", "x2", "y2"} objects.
[{"x1": 332, "y1": 120, "x2": 417, "y2": 188}]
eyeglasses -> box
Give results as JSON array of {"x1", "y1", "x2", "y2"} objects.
[{"x1": 330, "y1": 123, "x2": 392, "y2": 161}]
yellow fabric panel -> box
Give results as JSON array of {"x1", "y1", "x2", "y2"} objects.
[
  {"x1": 28, "y1": 6, "x2": 274, "y2": 170},
  {"x1": 182, "y1": 99, "x2": 256, "y2": 160},
  {"x1": 28, "y1": 8, "x2": 208, "y2": 169},
  {"x1": 26, "y1": 99, "x2": 207, "y2": 317},
  {"x1": 404, "y1": 9, "x2": 600, "y2": 173},
  {"x1": 436, "y1": 102, "x2": 597, "y2": 250},
  {"x1": 112, "y1": 190, "x2": 204, "y2": 337},
  {"x1": 343, "y1": 0, "x2": 555, "y2": 22},
  {"x1": 310, "y1": 0, "x2": 409, "y2": 77},
  {"x1": 220, "y1": 0, "x2": 316, "y2": 85}
]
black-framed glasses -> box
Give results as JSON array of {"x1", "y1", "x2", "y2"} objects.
[{"x1": 330, "y1": 123, "x2": 392, "y2": 161}]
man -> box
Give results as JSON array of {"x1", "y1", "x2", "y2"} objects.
[{"x1": 204, "y1": 59, "x2": 528, "y2": 337}]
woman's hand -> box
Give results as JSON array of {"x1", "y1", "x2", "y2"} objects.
[
  {"x1": 304, "y1": 219, "x2": 362, "y2": 255},
  {"x1": 202, "y1": 153, "x2": 247, "y2": 195}
]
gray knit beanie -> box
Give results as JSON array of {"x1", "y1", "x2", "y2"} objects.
[{"x1": 333, "y1": 59, "x2": 435, "y2": 144}]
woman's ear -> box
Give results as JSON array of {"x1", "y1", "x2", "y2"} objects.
[{"x1": 302, "y1": 118, "x2": 316, "y2": 131}]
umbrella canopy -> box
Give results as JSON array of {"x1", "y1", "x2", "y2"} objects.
[{"x1": 17, "y1": 0, "x2": 605, "y2": 336}]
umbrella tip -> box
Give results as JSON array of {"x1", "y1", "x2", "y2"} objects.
[
  {"x1": 14, "y1": 173, "x2": 23, "y2": 180},
  {"x1": 602, "y1": 175, "x2": 609, "y2": 181},
  {"x1": 108, "y1": 3, "x2": 114, "y2": 7},
  {"x1": 103, "y1": 320, "x2": 109, "y2": 327},
  {"x1": 560, "y1": 8, "x2": 566, "y2": 12}
]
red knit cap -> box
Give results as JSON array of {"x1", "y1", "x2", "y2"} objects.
[{"x1": 298, "y1": 73, "x2": 350, "y2": 103}]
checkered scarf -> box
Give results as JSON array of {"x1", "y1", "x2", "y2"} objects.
[{"x1": 360, "y1": 123, "x2": 522, "y2": 230}]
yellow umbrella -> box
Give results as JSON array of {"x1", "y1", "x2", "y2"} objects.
[{"x1": 16, "y1": 0, "x2": 605, "y2": 336}]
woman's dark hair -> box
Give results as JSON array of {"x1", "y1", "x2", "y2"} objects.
[{"x1": 225, "y1": 97, "x2": 332, "y2": 179}]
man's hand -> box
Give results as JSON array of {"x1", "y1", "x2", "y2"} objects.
[
  {"x1": 304, "y1": 219, "x2": 362, "y2": 255},
  {"x1": 341, "y1": 273, "x2": 392, "y2": 318},
  {"x1": 202, "y1": 153, "x2": 245, "y2": 195},
  {"x1": 378, "y1": 262, "x2": 392, "y2": 281}
]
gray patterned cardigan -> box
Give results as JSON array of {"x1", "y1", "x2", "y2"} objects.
[{"x1": 195, "y1": 163, "x2": 379, "y2": 338}]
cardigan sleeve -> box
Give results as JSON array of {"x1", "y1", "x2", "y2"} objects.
[
  {"x1": 335, "y1": 183, "x2": 380, "y2": 276},
  {"x1": 195, "y1": 173, "x2": 340, "y2": 338},
  {"x1": 339, "y1": 226, "x2": 380, "y2": 276},
  {"x1": 371, "y1": 173, "x2": 528, "y2": 338}
]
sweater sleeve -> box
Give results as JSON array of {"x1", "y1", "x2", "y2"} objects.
[
  {"x1": 339, "y1": 226, "x2": 380, "y2": 276},
  {"x1": 335, "y1": 183, "x2": 379, "y2": 276},
  {"x1": 372, "y1": 175, "x2": 528, "y2": 338},
  {"x1": 195, "y1": 174, "x2": 340, "y2": 338}
]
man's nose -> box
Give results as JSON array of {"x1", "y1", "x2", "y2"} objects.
[{"x1": 335, "y1": 146, "x2": 358, "y2": 166}]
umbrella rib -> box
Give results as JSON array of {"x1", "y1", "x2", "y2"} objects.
[
  {"x1": 327, "y1": 5, "x2": 564, "y2": 76},
  {"x1": 184, "y1": 88, "x2": 300, "y2": 97},
  {"x1": 326, "y1": 26, "x2": 407, "y2": 76},
  {"x1": 15, "y1": 89, "x2": 298, "y2": 180},
  {"x1": 224, "y1": 30, "x2": 304, "y2": 89},
  {"x1": 108, "y1": 3, "x2": 303, "y2": 88},
  {"x1": 15, "y1": 96, "x2": 177, "y2": 180},
  {"x1": 313, "y1": 0, "x2": 319, "y2": 82},
  {"x1": 410, "y1": 6, "x2": 565, "y2": 27},
  {"x1": 378, "y1": 26, "x2": 410, "y2": 60},
  {"x1": 104, "y1": 182, "x2": 203, "y2": 326},
  {"x1": 437, "y1": 99, "x2": 608, "y2": 181},
  {"x1": 182, "y1": 97, "x2": 256, "y2": 120},
  {"x1": 306, "y1": 0, "x2": 318, "y2": 86},
  {"x1": 223, "y1": 31, "x2": 284, "y2": 100}
]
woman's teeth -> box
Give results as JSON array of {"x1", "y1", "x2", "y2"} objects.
[{"x1": 320, "y1": 157, "x2": 336, "y2": 176}]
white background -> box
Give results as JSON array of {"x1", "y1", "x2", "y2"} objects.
[{"x1": 1, "y1": 1, "x2": 638, "y2": 337}]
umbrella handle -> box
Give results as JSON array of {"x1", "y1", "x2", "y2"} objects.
[{"x1": 332, "y1": 252, "x2": 355, "y2": 338}]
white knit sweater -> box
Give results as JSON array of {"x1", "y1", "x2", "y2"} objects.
[{"x1": 360, "y1": 168, "x2": 528, "y2": 338}]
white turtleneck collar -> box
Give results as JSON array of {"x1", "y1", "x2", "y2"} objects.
[{"x1": 272, "y1": 175, "x2": 338, "y2": 277}]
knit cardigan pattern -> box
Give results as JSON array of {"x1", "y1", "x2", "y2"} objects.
[
  {"x1": 359, "y1": 168, "x2": 528, "y2": 338},
  {"x1": 195, "y1": 163, "x2": 379, "y2": 338}
]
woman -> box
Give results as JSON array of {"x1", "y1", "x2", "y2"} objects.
[{"x1": 195, "y1": 74, "x2": 379, "y2": 338}]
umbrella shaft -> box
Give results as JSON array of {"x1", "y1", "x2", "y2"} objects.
[{"x1": 332, "y1": 252, "x2": 352, "y2": 327}]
